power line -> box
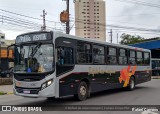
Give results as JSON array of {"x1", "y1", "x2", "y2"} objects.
[
  {"x1": 73, "y1": 23, "x2": 160, "y2": 33},
  {"x1": 0, "y1": 12, "x2": 42, "y2": 25},
  {"x1": 71, "y1": 12, "x2": 160, "y2": 18},
  {"x1": 114, "y1": 29, "x2": 160, "y2": 36},
  {"x1": 0, "y1": 16, "x2": 41, "y2": 30},
  {"x1": 0, "y1": 14, "x2": 64, "y2": 32},
  {"x1": 0, "y1": 15, "x2": 42, "y2": 28},
  {"x1": 73, "y1": 26, "x2": 160, "y2": 39},
  {"x1": 70, "y1": 16, "x2": 160, "y2": 33},
  {"x1": 73, "y1": 26, "x2": 160, "y2": 35},
  {"x1": 1, "y1": 19, "x2": 62, "y2": 32},
  {"x1": 0, "y1": 8, "x2": 65, "y2": 32},
  {"x1": 70, "y1": 14, "x2": 158, "y2": 28},
  {"x1": 0, "y1": 8, "x2": 60, "y2": 23},
  {"x1": 2, "y1": 21, "x2": 38, "y2": 30},
  {"x1": 112, "y1": 0, "x2": 160, "y2": 9},
  {"x1": 107, "y1": 12, "x2": 160, "y2": 18},
  {"x1": 0, "y1": 25, "x2": 34, "y2": 32},
  {"x1": 1, "y1": 20, "x2": 40, "y2": 32},
  {"x1": 0, "y1": 13, "x2": 64, "y2": 29},
  {"x1": 71, "y1": 18, "x2": 155, "y2": 28},
  {"x1": 0, "y1": 8, "x2": 72, "y2": 32},
  {"x1": 1, "y1": 8, "x2": 160, "y2": 36},
  {"x1": 3, "y1": 19, "x2": 40, "y2": 29},
  {"x1": 0, "y1": 8, "x2": 42, "y2": 20}
]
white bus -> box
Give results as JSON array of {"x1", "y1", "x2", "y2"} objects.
[{"x1": 12, "y1": 31, "x2": 151, "y2": 101}]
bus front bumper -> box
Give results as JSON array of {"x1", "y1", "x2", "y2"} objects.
[{"x1": 13, "y1": 80, "x2": 56, "y2": 98}]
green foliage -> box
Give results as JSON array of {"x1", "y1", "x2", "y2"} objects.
[
  {"x1": 120, "y1": 33, "x2": 145, "y2": 45},
  {"x1": 0, "y1": 91, "x2": 6, "y2": 95}
]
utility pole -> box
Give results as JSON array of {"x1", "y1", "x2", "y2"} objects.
[
  {"x1": 66, "y1": 0, "x2": 70, "y2": 34},
  {"x1": 41, "y1": 10, "x2": 47, "y2": 31},
  {"x1": 117, "y1": 33, "x2": 119, "y2": 44},
  {"x1": 108, "y1": 29, "x2": 113, "y2": 43}
]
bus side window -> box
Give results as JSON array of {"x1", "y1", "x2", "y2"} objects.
[
  {"x1": 57, "y1": 47, "x2": 73, "y2": 65},
  {"x1": 77, "y1": 42, "x2": 92, "y2": 64},
  {"x1": 57, "y1": 47, "x2": 64, "y2": 65},
  {"x1": 107, "y1": 47, "x2": 117, "y2": 64},
  {"x1": 93, "y1": 45, "x2": 105, "y2": 64},
  {"x1": 144, "y1": 52, "x2": 150, "y2": 65},
  {"x1": 137, "y1": 51, "x2": 143, "y2": 65},
  {"x1": 119, "y1": 48, "x2": 127, "y2": 65},
  {"x1": 129, "y1": 50, "x2": 136, "y2": 65}
]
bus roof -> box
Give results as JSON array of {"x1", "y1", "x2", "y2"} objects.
[
  {"x1": 53, "y1": 31, "x2": 151, "y2": 52},
  {"x1": 16, "y1": 30, "x2": 150, "y2": 52}
]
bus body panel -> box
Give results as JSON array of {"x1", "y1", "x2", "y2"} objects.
[
  {"x1": 57, "y1": 65, "x2": 151, "y2": 97},
  {"x1": 13, "y1": 31, "x2": 151, "y2": 98}
]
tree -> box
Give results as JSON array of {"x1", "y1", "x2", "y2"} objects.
[{"x1": 120, "y1": 33, "x2": 144, "y2": 45}]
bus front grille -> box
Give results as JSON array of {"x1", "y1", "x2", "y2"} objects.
[
  {"x1": 14, "y1": 74, "x2": 46, "y2": 82},
  {"x1": 15, "y1": 86, "x2": 41, "y2": 94}
]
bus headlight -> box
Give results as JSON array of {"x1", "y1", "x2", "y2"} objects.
[
  {"x1": 47, "y1": 80, "x2": 52, "y2": 86},
  {"x1": 41, "y1": 79, "x2": 53, "y2": 90}
]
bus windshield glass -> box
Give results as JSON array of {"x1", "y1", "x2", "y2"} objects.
[{"x1": 14, "y1": 43, "x2": 54, "y2": 73}]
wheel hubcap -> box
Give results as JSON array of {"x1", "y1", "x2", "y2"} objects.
[
  {"x1": 7, "y1": 74, "x2": 9, "y2": 77},
  {"x1": 80, "y1": 86, "x2": 86, "y2": 96},
  {"x1": 130, "y1": 79, "x2": 134, "y2": 88}
]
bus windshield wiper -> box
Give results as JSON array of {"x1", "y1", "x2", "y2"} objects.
[{"x1": 29, "y1": 43, "x2": 41, "y2": 58}]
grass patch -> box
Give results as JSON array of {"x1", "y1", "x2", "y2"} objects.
[{"x1": 0, "y1": 91, "x2": 7, "y2": 95}]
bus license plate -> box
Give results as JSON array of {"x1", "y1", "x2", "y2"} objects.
[{"x1": 23, "y1": 90, "x2": 30, "y2": 94}]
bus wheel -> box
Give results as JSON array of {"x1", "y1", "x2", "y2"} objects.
[
  {"x1": 75, "y1": 81, "x2": 88, "y2": 101},
  {"x1": 6, "y1": 74, "x2": 10, "y2": 78},
  {"x1": 127, "y1": 77, "x2": 135, "y2": 91},
  {"x1": 47, "y1": 97, "x2": 55, "y2": 100}
]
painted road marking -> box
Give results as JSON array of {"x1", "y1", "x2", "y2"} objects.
[{"x1": 141, "y1": 111, "x2": 159, "y2": 114}]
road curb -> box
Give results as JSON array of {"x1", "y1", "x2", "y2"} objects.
[
  {"x1": 0, "y1": 91, "x2": 13, "y2": 95},
  {"x1": 6, "y1": 92, "x2": 13, "y2": 95},
  {"x1": 152, "y1": 76, "x2": 160, "y2": 79}
]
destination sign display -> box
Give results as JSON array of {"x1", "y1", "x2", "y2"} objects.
[{"x1": 16, "y1": 33, "x2": 52, "y2": 43}]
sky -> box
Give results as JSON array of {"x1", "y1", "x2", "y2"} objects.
[{"x1": 0, "y1": 0, "x2": 160, "y2": 43}]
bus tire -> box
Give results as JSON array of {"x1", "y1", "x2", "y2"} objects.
[
  {"x1": 75, "y1": 81, "x2": 88, "y2": 101},
  {"x1": 127, "y1": 76, "x2": 135, "y2": 91},
  {"x1": 6, "y1": 74, "x2": 10, "y2": 78},
  {"x1": 87, "y1": 88, "x2": 91, "y2": 98},
  {"x1": 47, "y1": 97, "x2": 56, "y2": 100}
]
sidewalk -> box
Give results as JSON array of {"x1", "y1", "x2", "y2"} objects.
[
  {"x1": 152, "y1": 76, "x2": 160, "y2": 79},
  {"x1": 0, "y1": 85, "x2": 13, "y2": 94}
]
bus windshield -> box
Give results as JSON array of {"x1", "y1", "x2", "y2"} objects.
[{"x1": 14, "y1": 43, "x2": 54, "y2": 73}]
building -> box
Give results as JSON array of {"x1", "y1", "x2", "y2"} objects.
[
  {"x1": 0, "y1": 33, "x2": 15, "y2": 71},
  {"x1": 130, "y1": 38, "x2": 160, "y2": 76},
  {"x1": 75, "y1": 0, "x2": 106, "y2": 41},
  {"x1": 0, "y1": 33, "x2": 5, "y2": 40},
  {"x1": 1, "y1": 40, "x2": 15, "y2": 48}
]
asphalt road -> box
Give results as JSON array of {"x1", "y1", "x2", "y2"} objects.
[{"x1": 0, "y1": 79, "x2": 160, "y2": 114}]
